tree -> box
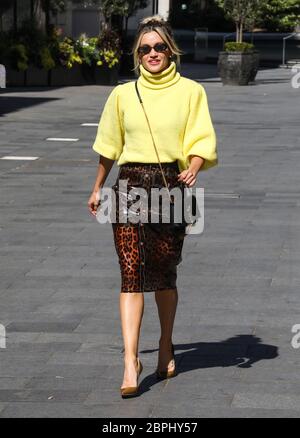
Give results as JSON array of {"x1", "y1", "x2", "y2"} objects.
[
  {"x1": 34, "y1": 0, "x2": 67, "y2": 35},
  {"x1": 121, "y1": 1, "x2": 148, "y2": 38},
  {"x1": 0, "y1": 1, "x2": 67, "y2": 34},
  {"x1": 216, "y1": 0, "x2": 267, "y2": 43},
  {"x1": 257, "y1": 0, "x2": 300, "y2": 32}
]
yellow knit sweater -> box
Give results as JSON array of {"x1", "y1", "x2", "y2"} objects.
[{"x1": 92, "y1": 61, "x2": 218, "y2": 173}]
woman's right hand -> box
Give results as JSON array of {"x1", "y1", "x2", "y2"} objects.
[{"x1": 88, "y1": 189, "x2": 101, "y2": 217}]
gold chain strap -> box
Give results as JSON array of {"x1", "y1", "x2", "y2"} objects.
[
  {"x1": 135, "y1": 81, "x2": 173, "y2": 202},
  {"x1": 135, "y1": 81, "x2": 196, "y2": 234}
]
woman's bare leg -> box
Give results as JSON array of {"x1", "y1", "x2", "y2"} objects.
[
  {"x1": 155, "y1": 287, "x2": 178, "y2": 371},
  {"x1": 119, "y1": 292, "x2": 144, "y2": 388}
]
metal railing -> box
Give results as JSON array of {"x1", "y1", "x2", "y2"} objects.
[
  {"x1": 282, "y1": 32, "x2": 297, "y2": 67},
  {"x1": 194, "y1": 28, "x2": 208, "y2": 61}
]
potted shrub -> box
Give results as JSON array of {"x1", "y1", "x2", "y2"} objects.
[
  {"x1": 50, "y1": 36, "x2": 83, "y2": 86},
  {"x1": 74, "y1": 30, "x2": 122, "y2": 85},
  {"x1": 74, "y1": 34, "x2": 100, "y2": 85},
  {"x1": 0, "y1": 30, "x2": 28, "y2": 86},
  {"x1": 216, "y1": 0, "x2": 264, "y2": 85},
  {"x1": 218, "y1": 41, "x2": 260, "y2": 85},
  {"x1": 2, "y1": 42, "x2": 28, "y2": 87},
  {"x1": 94, "y1": 28, "x2": 122, "y2": 85},
  {"x1": 1, "y1": 19, "x2": 57, "y2": 87},
  {"x1": 14, "y1": 18, "x2": 53, "y2": 86}
]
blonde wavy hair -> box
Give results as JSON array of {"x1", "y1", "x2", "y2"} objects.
[{"x1": 130, "y1": 15, "x2": 185, "y2": 76}]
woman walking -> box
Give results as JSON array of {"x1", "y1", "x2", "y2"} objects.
[{"x1": 88, "y1": 15, "x2": 218, "y2": 398}]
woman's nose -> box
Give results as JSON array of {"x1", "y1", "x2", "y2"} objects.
[{"x1": 149, "y1": 47, "x2": 158, "y2": 55}]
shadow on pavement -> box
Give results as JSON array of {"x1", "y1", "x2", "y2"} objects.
[
  {"x1": 138, "y1": 335, "x2": 278, "y2": 396},
  {"x1": 0, "y1": 95, "x2": 61, "y2": 117}
]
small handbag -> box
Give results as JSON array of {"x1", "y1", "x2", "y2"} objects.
[{"x1": 134, "y1": 81, "x2": 199, "y2": 234}]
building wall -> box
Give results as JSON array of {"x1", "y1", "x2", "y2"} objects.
[
  {"x1": 56, "y1": 0, "x2": 172, "y2": 36},
  {"x1": 127, "y1": 0, "x2": 170, "y2": 31},
  {"x1": 1, "y1": 0, "x2": 171, "y2": 37}
]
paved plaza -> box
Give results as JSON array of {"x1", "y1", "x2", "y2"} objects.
[{"x1": 0, "y1": 63, "x2": 300, "y2": 417}]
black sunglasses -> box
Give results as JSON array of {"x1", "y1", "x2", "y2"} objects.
[{"x1": 137, "y1": 42, "x2": 169, "y2": 56}]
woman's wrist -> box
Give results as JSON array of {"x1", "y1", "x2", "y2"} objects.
[
  {"x1": 92, "y1": 183, "x2": 103, "y2": 194},
  {"x1": 188, "y1": 155, "x2": 205, "y2": 174}
]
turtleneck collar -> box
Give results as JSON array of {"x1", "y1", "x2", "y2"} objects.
[{"x1": 138, "y1": 61, "x2": 181, "y2": 90}]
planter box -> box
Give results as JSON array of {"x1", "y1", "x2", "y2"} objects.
[
  {"x1": 50, "y1": 64, "x2": 119, "y2": 86},
  {"x1": 119, "y1": 53, "x2": 135, "y2": 77},
  {"x1": 6, "y1": 68, "x2": 26, "y2": 87},
  {"x1": 25, "y1": 66, "x2": 48, "y2": 86},
  {"x1": 94, "y1": 64, "x2": 119, "y2": 85},
  {"x1": 249, "y1": 51, "x2": 260, "y2": 83},
  {"x1": 49, "y1": 64, "x2": 84, "y2": 86},
  {"x1": 217, "y1": 51, "x2": 260, "y2": 85},
  {"x1": 5, "y1": 63, "x2": 120, "y2": 87}
]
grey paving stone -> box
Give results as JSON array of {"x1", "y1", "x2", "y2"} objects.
[
  {"x1": 4, "y1": 342, "x2": 82, "y2": 353},
  {"x1": 35, "y1": 364, "x2": 123, "y2": 379},
  {"x1": 0, "y1": 378, "x2": 30, "y2": 390},
  {"x1": 232, "y1": 392, "x2": 300, "y2": 411},
  {"x1": 34, "y1": 333, "x2": 115, "y2": 344},
  {"x1": 83, "y1": 388, "x2": 141, "y2": 405},
  {"x1": 0, "y1": 404, "x2": 8, "y2": 415},
  {"x1": 0, "y1": 401, "x2": 150, "y2": 418},
  {"x1": 73, "y1": 317, "x2": 122, "y2": 335},
  {"x1": 5, "y1": 333, "x2": 41, "y2": 344},
  {"x1": 46, "y1": 351, "x2": 124, "y2": 366},
  {"x1": 0, "y1": 389, "x2": 90, "y2": 403},
  {"x1": 151, "y1": 405, "x2": 300, "y2": 418},
  {"x1": 24, "y1": 376, "x2": 117, "y2": 391},
  {"x1": 6, "y1": 321, "x2": 81, "y2": 333},
  {"x1": 0, "y1": 360, "x2": 48, "y2": 377}
]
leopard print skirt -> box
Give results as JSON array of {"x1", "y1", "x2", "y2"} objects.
[{"x1": 111, "y1": 161, "x2": 186, "y2": 293}]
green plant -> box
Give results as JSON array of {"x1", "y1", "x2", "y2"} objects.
[
  {"x1": 96, "y1": 28, "x2": 122, "y2": 68},
  {"x1": 74, "y1": 34, "x2": 100, "y2": 67},
  {"x1": 224, "y1": 42, "x2": 255, "y2": 52},
  {"x1": 73, "y1": 31, "x2": 122, "y2": 69},
  {"x1": 98, "y1": 48, "x2": 119, "y2": 68},
  {"x1": 39, "y1": 46, "x2": 56, "y2": 70},
  {"x1": 14, "y1": 17, "x2": 56, "y2": 69},
  {"x1": 52, "y1": 28, "x2": 122, "y2": 70},
  {"x1": 257, "y1": 0, "x2": 300, "y2": 32},
  {"x1": 58, "y1": 37, "x2": 82, "y2": 68},
  {"x1": 46, "y1": 25, "x2": 62, "y2": 67},
  {"x1": 6, "y1": 44, "x2": 29, "y2": 71}
]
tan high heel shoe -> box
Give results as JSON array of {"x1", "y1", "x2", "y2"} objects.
[
  {"x1": 156, "y1": 343, "x2": 177, "y2": 380},
  {"x1": 120, "y1": 357, "x2": 143, "y2": 399}
]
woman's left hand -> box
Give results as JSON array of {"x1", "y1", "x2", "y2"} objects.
[{"x1": 177, "y1": 169, "x2": 197, "y2": 187}]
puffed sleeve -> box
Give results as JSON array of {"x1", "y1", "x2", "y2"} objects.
[
  {"x1": 92, "y1": 85, "x2": 124, "y2": 160},
  {"x1": 183, "y1": 84, "x2": 218, "y2": 171}
]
